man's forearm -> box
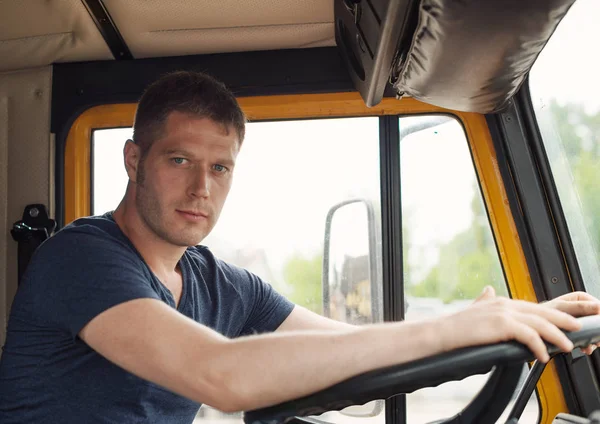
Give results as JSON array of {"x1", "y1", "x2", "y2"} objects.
[
  {"x1": 82, "y1": 293, "x2": 589, "y2": 414},
  {"x1": 199, "y1": 319, "x2": 442, "y2": 412}
]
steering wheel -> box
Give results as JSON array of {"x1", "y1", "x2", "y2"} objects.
[{"x1": 244, "y1": 315, "x2": 600, "y2": 424}]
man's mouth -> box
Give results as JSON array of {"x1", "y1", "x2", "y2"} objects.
[{"x1": 177, "y1": 210, "x2": 209, "y2": 219}]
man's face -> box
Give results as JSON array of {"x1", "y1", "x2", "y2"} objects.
[{"x1": 131, "y1": 111, "x2": 239, "y2": 247}]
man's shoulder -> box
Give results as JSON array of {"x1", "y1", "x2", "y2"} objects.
[{"x1": 38, "y1": 213, "x2": 134, "y2": 258}]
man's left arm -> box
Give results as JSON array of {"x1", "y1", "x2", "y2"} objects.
[
  {"x1": 279, "y1": 291, "x2": 600, "y2": 354},
  {"x1": 276, "y1": 305, "x2": 356, "y2": 332}
]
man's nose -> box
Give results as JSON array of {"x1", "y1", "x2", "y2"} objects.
[{"x1": 188, "y1": 169, "x2": 210, "y2": 198}]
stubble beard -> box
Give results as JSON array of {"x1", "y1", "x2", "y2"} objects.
[{"x1": 135, "y1": 166, "x2": 209, "y2": 247}]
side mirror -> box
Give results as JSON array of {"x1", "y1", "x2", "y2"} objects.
[
  {"x1": 323, "y1": 198, "x2": 382, "y2": 324},
  {"x1": 321, "y1": 198, "x2": 384, "y2": 418}
]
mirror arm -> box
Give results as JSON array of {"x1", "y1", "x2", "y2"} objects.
[{"x1": 364, "y1": 200, "x2": 381, "y2": 322}]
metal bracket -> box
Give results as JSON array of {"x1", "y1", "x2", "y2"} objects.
[{"x1": 10, "y1": 204, "x2": 56, "y2": 284}]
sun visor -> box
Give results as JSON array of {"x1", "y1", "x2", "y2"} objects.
[{"x1": 335, "y1": 0, "x2": 576, "y2": 113}]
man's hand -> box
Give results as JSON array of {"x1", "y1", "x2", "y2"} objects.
[
  {"x1": 439, "y1": 287, "x2": 582, "y2": 363},
  {"x1": 544, "y1": 291, "x2": 600, "y2": 355}
]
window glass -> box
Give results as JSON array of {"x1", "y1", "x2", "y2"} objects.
[
  {"x1": 92, "y1": 113, "x2": 538, "y2": 422},
  {"x1": 529, "y1": 0, "x2": 600, "y2": 298},
  {"x1": 93, "y1": 117, "x2": 384, "y2": 423},
  {"x1": 400, "y1": 115, "x2": 539, "y2": 423}
]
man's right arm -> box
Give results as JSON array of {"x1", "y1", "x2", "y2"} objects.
[{"x1": 79, "y1": 288, "x2": 580, "y2": 413}]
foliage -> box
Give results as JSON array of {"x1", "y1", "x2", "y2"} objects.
[
  {"x1": 409, "y1": 100, "x2": 600, "y2": 302},
  {"x1": 283, "y1": 101, "x2": 600, "y2": 307},
  {"x1": 283, "y1": 253, "x2": 323, "y2": 313},
  {"x1": 407, "y1": 194, "x2": 505, "y2": 302},
  {"x1": 549, "y1": 100, "x2": 600, "y2": 246}
]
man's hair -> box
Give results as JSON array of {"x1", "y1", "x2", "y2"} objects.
[{"x1": 132, "y1": 71, "x2": 246, "y2": 156}]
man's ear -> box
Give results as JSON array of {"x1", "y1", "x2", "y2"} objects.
[{"x1": 123, "y1": 139, "x2": 141, "y2": 182}]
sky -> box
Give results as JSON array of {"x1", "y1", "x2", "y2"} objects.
[{"x1": 529, "y1": 0, "x2": 600, "y2": 114}]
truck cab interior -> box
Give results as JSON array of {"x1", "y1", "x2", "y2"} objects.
[{"x1": 1, "y1": 0, "x2": 600, "y2": 423}]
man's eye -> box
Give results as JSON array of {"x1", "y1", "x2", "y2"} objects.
[
  {"x1": 172, "y1": 158, "x2": 186, "y2": 165},
  {"x1": 213, "y1": 164, "x2": 227, "y2": 173}
]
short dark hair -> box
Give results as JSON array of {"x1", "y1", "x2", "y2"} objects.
[{"x1": 132, "y1": 71, "x2": 246, "y2": 156}]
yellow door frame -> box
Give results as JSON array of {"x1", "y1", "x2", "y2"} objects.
[{"x1": 64, "y1": 91, "x2": 567, "y2": 423}]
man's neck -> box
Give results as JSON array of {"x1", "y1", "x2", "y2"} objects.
[{"x1": 112, "y1": 202, "x2": 186, "y2": 281}]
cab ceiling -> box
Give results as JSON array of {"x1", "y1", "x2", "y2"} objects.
[{"x1": 0, "y1": 0, "x2": 336, "y2": 73}]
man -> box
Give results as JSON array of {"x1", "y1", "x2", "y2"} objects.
[{"x1": 0, "y1": 71, "x2": 599, "y2": 423}]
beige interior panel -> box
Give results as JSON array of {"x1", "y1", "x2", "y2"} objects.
[
  {"x1": 0, "y1": 0, "x2": 336, "y2": 71},
  {"x1": 104, "y1": 0, "x2": 335, "y2": 57},
  {"x1": 128, "y1": 23, "x2": 334, "y2": 58},
  {"x1": 0, "y1": 96, "x2": 7, "y2": 347},
  {"x1": 0, "y1": 67, "x2": 52, "y2": 348},
  {"x1": 104, "y1": 0, "x2": 333, "y2": 30},
  {"x1": 0, "y1": 0, "x2": 112, "y2": 72}
]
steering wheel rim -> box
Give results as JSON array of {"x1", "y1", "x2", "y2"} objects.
[{"x1": 244, "y1": 315, "x2": 600, "y2": 424}]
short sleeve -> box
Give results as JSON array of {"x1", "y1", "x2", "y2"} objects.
[
  {"x1": 17, "y1": 225, "x2": 161, "y2": 340},
  {"x1": 218, "y1": 261, "x2": 295, "y2": 336}
]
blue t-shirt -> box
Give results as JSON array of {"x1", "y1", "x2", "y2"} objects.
[{"x1": 0, "y1": 213, "x2": 295, "y2": 423}]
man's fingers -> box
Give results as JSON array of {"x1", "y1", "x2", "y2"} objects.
[
  {"x1": 512, "y1": 300, "x2": 582, "y2": 332},
  {"x1": 549, "y1": 300, "x2": 600, "y2": 317},
  {"x1": 508, "y1": 320, "x2": 550, "y2": 363},
  {"x1": 581, "y1": 345, "x2": 597, "y2": 355},
  {"x1": 559, "y1": 292, "x2": 599, "y2": 303},
  {"x1": 475, "y1": 286, "x2": 496, "y2": 303},
  {"x1": 513, "y1": 312, "x2": 574, "y2": 354}
]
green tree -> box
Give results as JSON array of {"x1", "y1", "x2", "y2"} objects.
[
  {"x1": 549, "y1": 100, "x2": 586, "y2": 159},
  {"x1": 408, "y1": 101, "x2": 600, "y2": 303},
  {"x1": 409, "y1": 231, "x2": 505, "y2": 303},
  {"x1": 407, "y1": 183, "x2": 505, "y2": 302},
  {"x1": 283, "y1": 253, "x2": 323, "y2": 313},
  {"x1": 548, "y1": 101, "x2": 600, "y2": 255}
]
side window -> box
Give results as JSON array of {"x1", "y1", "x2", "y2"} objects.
[
  {"x1": 399, "y1": 115, "x2": 539, "y2": 423},
  {"x1": 529, "y1": 0, "x2": 600, "y2": 298},
  {"x1": 93, "y1": 117, "x2": 385, "y2": 423},
  {"x1": 92, "y1": 113, "x2": 535, "y2": 422}
]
